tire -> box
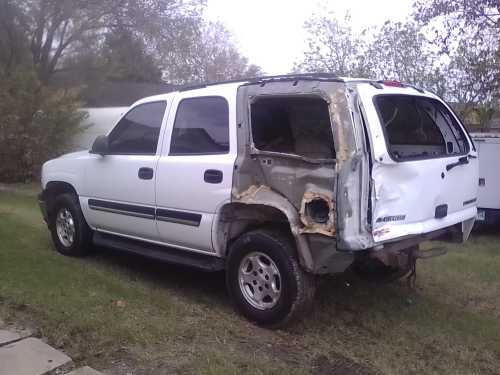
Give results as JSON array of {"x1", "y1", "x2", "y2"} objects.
[
  {"x1": 49, "y1": 193, "x2": 92, "y2": 256},
  {"x1": 226, "y1": 229, "x2": 315, "y2": 328}
]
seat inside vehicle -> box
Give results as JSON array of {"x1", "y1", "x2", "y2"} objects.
[{"x1": 250, "y1": 96, "x2": 336, "y2": 159}]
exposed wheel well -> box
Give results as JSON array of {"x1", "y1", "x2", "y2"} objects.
[
  {"x1": 44, "y1": 181, "x2": 78, "y2": 219},
  {"x1": 215, "y1": 203, "x2": 294, "y2": 257}
]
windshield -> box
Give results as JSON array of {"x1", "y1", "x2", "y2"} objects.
[{"x1": 374, "y1": 95, "x2": 469, "y2": 161}]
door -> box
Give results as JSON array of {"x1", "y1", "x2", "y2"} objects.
[
  {"x1": 82, "y1": 100, "x2": 168, "y2": 240},
  {"x1": 155, "y1": 94, "x2": 237, "y2": 253},
  {"x1": 358, "y1": 85, "x2": 478, "y2": 243}
]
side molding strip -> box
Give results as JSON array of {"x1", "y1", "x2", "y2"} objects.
[
  {"x1": 156, "y1": 208, "x2": 202, "y2": 227},
  {"x1": 88, "y1": 199, "x2": 155, "y2": 219},
  {"x1": 88, "y1": 199, "x2": 202, "y2": 227}
]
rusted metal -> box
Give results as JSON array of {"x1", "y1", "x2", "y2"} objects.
[
  {"x1": 299, "y1": 191, "x2": 336, "y2": 237},
  {"x1": 232, "y1": 184, "x2": 315, "y2": 271}
]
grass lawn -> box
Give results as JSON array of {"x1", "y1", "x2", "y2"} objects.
[{"x1": 1, "y1": 187, "x2": 500, "y2": 374}]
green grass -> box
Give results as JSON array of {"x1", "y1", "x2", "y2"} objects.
[{"x1": 1, "y1": 187, "x2": 500, "y2": 374}]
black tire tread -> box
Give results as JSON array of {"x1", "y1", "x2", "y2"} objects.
[
  {"x1": 49, "y1": 193, "x2": 92, "y2": 257},
  {"x1": 226, "y1": 229, "x2": 315, "y2": 328}
]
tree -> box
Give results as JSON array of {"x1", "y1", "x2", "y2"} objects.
[
  {"x1": 442, "y1": 33, "x2": 499, "y2": 118},
  {"x1": 414, "y1": 0, "x2": 499, "y2": 36},
  {"x1": 100, "y1": 29, "x2": 162, "y2": 83},
  {"x1": 293, "y1": 13, "x2": 370, "y2": 77},
  {"x1": 364, "y1": 21, "x2": 445, "y2": 93},
  {"x1": 0, "y1": 0, "x2": 31, "y2": 75},
  {"x1": 161, "y1": 22, "x2": 262, "y2": 84},
  {"x1": 0, "y1": 70, "x2": 87, "y2": 182},
  {"x1": 15, "y1": 0, "x2": 204, "y2": 83},
  {"x1": 414, "y1": 0, "x2": 500, "y2": 122},
  {"x1": 294, "y1": 14, "x2": 443, "y2": 92},
  {"x1": 6, "y1": 1, "x2": 260, "y2": 85}
]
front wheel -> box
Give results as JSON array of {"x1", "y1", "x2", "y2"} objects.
[
  {"x1": 226, "y1": 229, "x2": 315, "y2": 328},
  {"x1": 49, "y1": 193, "x2": 92, "y2": 256}
]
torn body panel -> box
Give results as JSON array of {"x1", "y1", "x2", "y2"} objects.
[
  {"x1": 220, "y1": 77, "x2": 477, "y2": 276},
  {"x1": 230, "y1": 80, "x2": 366, "y2": 273},
  {"x1": 299, "y1": 190, "x2": 335, "y2": 237},
  {"x1": 355, "y1": 83, "x2": 478, "y2": 244},
  {"x1": 232, "y1": 185, "x2": 314, "y2": 270}
]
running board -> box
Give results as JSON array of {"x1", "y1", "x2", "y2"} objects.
[{"x1": 93, "y1": 232, "x2": 224, "y2": 271}]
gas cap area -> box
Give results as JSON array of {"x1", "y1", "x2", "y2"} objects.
[
  {"x1": 299, "y1": 191, "x2": 336, "y2": 237},
  {"x1": 305, "y1": 198, "x2": 330, "y2": 223}
]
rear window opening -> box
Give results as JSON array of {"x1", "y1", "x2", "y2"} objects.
[
  {"x1": 250, "y1": 96, "x2": 336, "y2": 160},
  {"x1": 375, "y1": 95, "x2": 469, "y2": 161}
]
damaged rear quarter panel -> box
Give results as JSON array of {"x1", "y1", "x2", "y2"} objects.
[{"x1": 230, "y1": 80, "x2": 373, "y2": 271}]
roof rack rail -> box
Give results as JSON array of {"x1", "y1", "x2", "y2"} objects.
[
  {"x1": 176, "y1": 73, "x2": 343, "y2": 92},
  {"x1": 244, "y1": 73, "x2": 342, "y2": 86}
]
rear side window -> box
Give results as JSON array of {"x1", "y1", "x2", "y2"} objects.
[
  {"x1": 374, "y1": 95, "x2": 469, "y2": 161},
  {"x1": 251, "y1": 96, "x2": 336, "y2": 159},
  {"x1": 108, "y1": 101, "x2": 166, "y2": 155},
  {"x1": 170, "y1": 97, "x2": 229, "y2": 155}
]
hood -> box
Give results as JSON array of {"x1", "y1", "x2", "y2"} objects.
[
  {"x1": 57, "y1": 150, "x2": 90, "y2": 160},
  {"x1": 41, "y1": 150, "x2": 91, "y2": 190}
]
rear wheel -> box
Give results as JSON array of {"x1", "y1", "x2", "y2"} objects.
[
  {"x1": 49, "y1": 193, "x2": 92, "y2": 256},
  {"x1": 226, "y1": 229, "x2": 315, "y2": 328}
]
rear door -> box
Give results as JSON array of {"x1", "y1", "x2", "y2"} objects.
[
  {"x1": 357, "y1": 84, "x2": 478, "y2": 243},
  {"x1": 155, "y1": 88, "x2": 237, "y2": 253}
]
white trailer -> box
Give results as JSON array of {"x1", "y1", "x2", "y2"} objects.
[{"x1": 471, "y1": 132, "x2": 500, "y2": 224}]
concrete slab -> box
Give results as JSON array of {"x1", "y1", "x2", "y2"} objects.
[
  {"x1": 66, "y1": 366, "x2": 105, "y2": 375},
  {"x1": 0, "y1": 330, "x2": 21, "y2": 346},
  {"x1": 0, "y1": 328, "x2": 32, "y2": 347},
  {"x1": 0, "y1": 337, "x2": 71, "y2": 375}
]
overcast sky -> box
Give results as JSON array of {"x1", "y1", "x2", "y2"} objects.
[{"x1": 205, "y1": 0, "x2": 414, "y2": 74}]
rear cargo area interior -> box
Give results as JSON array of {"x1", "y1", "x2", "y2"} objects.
[
  {"x1": 375, "y1": 95, "x2": 468, "y2": 160},
  {"x1": 250, "y1": 96, "x2": 336, "y2": 159}
]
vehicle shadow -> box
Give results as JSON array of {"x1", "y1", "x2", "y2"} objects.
[
  {"x1": 471, "y1": 223, "x2": 500, "y2": 236},
  {"x1": 83, "y1": 245, "x2": 414, "y2": 325},
  {"x1": 87, "y1": 246, "x2": 230, "y2": 306}
]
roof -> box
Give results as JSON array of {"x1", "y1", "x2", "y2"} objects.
[
  {"x1": 173, "y1": 73, "x2": 428, "y2": 95},
  {"x1": 124, "y1": 74, "x2": 436, "y2": 107}
]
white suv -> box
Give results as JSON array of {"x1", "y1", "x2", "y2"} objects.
[{"x1": 39, "y1": 74, "x2": 478, "y2": 327}]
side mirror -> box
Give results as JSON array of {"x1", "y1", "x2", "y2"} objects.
[{"x1": 90, "y1": 135, "x2": 109, "y2": 155}]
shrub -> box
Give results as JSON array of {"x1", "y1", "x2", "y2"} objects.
[{"x1": 0, "y1": 70, "x2": 87, "y2": 182}]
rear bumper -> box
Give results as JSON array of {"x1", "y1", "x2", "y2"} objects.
[
  {"x1": 372, "y1": 206, "x2": 477, "y2": 244},
  {"x1": 38, "y1": 191, "x2": 48, "y2": 223}
]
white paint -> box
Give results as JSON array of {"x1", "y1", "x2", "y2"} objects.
[
  {"x1": 42, "y1": 80, "x2": 478, "y2": 258},
  {"x1": 357, "y1": 83, "x2": 478, "y2": 243},
  {"x1": 471, "y1": 133, "x2": 500, "y2": 210},
  {"x1": 81, "y1": 99, "x2": 172, "y2": 240},
  {"x1": 155, "y1": 83, "x2": 239, "y2": 252}
]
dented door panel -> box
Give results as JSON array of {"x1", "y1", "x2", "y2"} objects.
[{"x1": 356, "y1": 83, "x2": 478, "y2": 243}]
